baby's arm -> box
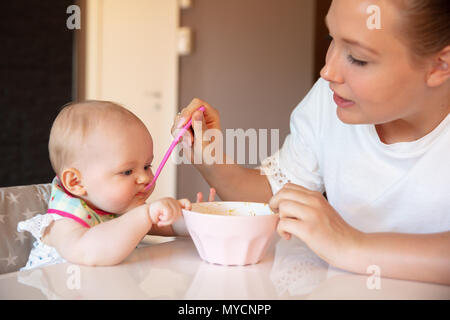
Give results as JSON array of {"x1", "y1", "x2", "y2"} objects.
[{"x1": 42, "y1": 204, "x2": 152, "y2": 266}]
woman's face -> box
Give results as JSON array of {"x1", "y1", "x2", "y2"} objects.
[{"x1": 320, "y1": 0, "x2": 432, "y2": 126}]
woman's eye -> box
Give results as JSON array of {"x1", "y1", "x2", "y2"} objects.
[
  {"x1": 347, "y1": 54, "x2": 368, "y2": 67},
  {"x1": 123, "y1": 170, "x2": 133, "y2": 176}
]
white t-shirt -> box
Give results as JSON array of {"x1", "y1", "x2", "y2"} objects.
[{"x1": 260, "y1": 77, "x2": 450, "y2": 234}]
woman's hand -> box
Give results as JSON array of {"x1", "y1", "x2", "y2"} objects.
[
  {"x1": 269, "y1": 183, "x2": 363, "y2": 268},
  {"x1": 148, "y1": 197, "x2": 191, "y2": 227},
  {"x1": 171, "y1": 98, "x2": 222, "y2": 165}
]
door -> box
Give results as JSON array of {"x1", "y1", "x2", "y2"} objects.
[{"x1": 84, "y1": 0, "x2": 179, "y2": 199}]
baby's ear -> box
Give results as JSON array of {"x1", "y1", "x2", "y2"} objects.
[{"x1": 61, "y1": 168, "x2": 86, "y2": 196}]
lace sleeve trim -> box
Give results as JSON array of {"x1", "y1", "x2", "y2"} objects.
[
  {"x1": 258, "y1": 151, "x2": 292, "y2": 195},
  {"x1": 17, "y1": 214, "x2": 64, "y2": 241}
]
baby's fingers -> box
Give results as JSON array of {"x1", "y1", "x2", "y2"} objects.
[
  {"x1": 178, "y1": 198, "x2": 192, "y2": 211},
  {"x1": 149, "y1": 201, "x2": 171, "y2": 224},
  {"x1": 157, "y1": 211, "x2": 173, "y2": 226},
  {"x1": 158, "y1": 201, "x2": 182, "y2": 226}
]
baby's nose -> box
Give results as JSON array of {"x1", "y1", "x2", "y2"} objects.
[{"x1": 136, "y1": 171, "x2": 151, "y2": 184}]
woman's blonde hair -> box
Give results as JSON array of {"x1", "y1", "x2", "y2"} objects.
[{"x1": 394, "y1": 0, "x2": 450, "y2": 59}]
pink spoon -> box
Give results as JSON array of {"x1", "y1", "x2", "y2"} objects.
[{"x1": 144, "y1": 106, "x2": 206, "y2": 191}]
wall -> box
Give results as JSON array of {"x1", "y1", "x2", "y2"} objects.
[{"x1": 177, "y1": 0, "x2": 316, "y2": 201}]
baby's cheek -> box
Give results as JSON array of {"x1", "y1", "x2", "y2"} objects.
[{"x1": 100, "y1": 189, "x2": 135, "y2": 214}]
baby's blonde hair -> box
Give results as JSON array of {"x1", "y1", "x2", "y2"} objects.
[{"x1": 48, "y1": 100, "x2": 145, "y2": 177}]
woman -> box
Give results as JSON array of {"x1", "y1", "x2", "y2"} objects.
[{"x1": 172, "y1": 0, "x2": 450, "y2": 284}]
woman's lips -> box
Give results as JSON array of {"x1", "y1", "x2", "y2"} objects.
[{"x1": 333, "y1": 92, "x2": 355, "y2": 108}]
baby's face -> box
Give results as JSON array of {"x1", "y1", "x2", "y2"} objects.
[{"x1": 77, "y1": 121, "x2": 155, "y2": 214}]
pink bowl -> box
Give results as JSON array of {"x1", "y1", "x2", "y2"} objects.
[{"x1": 182, "y1": 202, "x2": 279, "y2": 266}]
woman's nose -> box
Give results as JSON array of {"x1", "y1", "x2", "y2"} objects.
[{"x1": 320, "y1": 43, "x2": 344, "y2": 84}]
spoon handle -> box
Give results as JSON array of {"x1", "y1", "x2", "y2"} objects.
[{"x1": 144, "y1": 106, "x2": 206, "y2": 191}]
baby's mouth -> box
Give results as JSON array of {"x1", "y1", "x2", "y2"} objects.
[{"x1": 136, "y1": 191, "x2": 147, "y2": 198}]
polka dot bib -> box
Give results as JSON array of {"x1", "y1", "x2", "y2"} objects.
[{"x1": 46, "y1": 177, "x2": 116, "y2": 228}]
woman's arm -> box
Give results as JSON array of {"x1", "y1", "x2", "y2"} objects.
[
  {"x1": 174, "y1": 98, "x2": 273, "y2": 203},
  {"x1": 43, "y1": 205, "x2": 152, "y2": 266},
  {"x1": 346, "y1": 231, "x2": 450, "y2": 285},
  {"x1": 271, "y1": 183, "x2": 450, "y2": 285},
  {"x1": 196, "y1": 161, "x2": 273, "y2": 203}
]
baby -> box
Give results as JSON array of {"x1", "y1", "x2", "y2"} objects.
[{"x1": 18, "y1": 100, "x2": 203, "y2": 270}]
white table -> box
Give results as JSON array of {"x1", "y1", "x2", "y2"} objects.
[{"x1": 0, "y1": 236, "x2": 449, "y2": 300}]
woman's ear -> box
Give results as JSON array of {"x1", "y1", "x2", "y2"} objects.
[
  {"x1": 60, "y1": 168, "x2": 86, "y2": 196},
  {"x1": 427, "y1": 46, "x2": 450, "y2": 87}
]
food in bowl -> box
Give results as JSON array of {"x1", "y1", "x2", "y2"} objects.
[{"x1": 182, "y1": 202, "x2": 279, "y2": 266}]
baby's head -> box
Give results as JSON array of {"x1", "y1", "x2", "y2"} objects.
[{"x1": 49, "y1": 100, "x2": 155, "y2": 214}]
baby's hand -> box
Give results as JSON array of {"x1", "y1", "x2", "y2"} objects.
[{"x1": 148, "y1": 198, "x2": 191, "y2": 227}]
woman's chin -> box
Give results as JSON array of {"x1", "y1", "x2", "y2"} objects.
[{"x1": 336, "y1": 105, "x2": 367, "y2": 125}]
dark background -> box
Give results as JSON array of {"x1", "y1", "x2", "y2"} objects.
[{"x1": 0, "y1": 0, "x2": 75, "y2": 187}]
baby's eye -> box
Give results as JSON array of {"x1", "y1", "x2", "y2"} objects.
[
  {"x1": 123, "y1": 169, "x2": 133, "y2": 176},
  {"x1": 144, "y1": 164, "x2": 152, "y2": 171}
]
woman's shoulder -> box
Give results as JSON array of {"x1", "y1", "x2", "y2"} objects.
[
  {"x1": 288, "y1": 77, "x2": 339, "y2": 140},
  {"x1": 291, "y1": 77, "x2": 335, "y2": 120}
]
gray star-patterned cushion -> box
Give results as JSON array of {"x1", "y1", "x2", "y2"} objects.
[{"x1": 0, "y1": 183, "x2": 51, "y2": 274}]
